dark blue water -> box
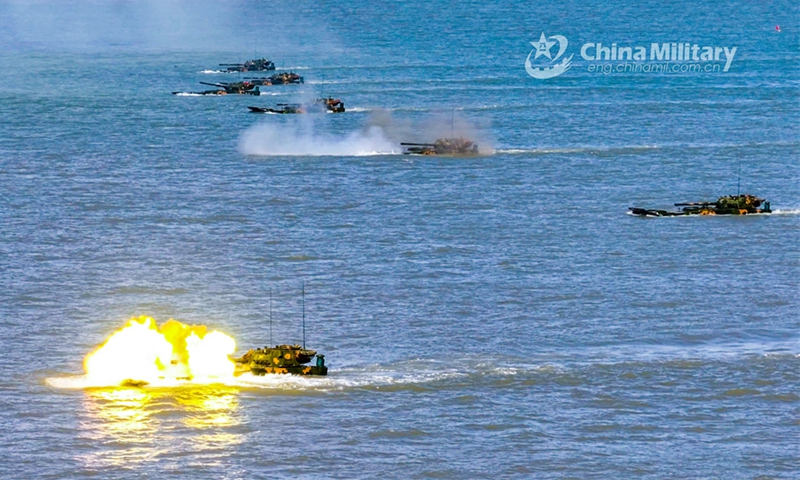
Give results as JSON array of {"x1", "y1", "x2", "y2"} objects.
[{"x1": 1, "y1": 1, "x2": 799, "y2": 478}]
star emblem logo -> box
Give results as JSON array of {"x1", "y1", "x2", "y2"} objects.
[
  {"x1": 525, "y1": 32, "x2": 573, "y2": 80},
  {"x1": 531, "y1": 32, "x2": 557, "y2": 60}
]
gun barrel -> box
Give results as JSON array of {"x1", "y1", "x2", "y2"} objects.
[
  {"x1": 219, "y1": 63, "x2": 245, "y2": 66},
  {"x1": 199, "y1": 81, "x2": 226, "y2": 88},
  {"x1": 674, "y1": 202, "x2": 715, "y2": 206},
  {"x1": 400, "y1": 142, "x2": 436, "y2": 146}
]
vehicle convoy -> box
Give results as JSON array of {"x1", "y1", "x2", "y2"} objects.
[
  {"x1": 232, "y1": 344, "x2": 327, "y2": 376},
  {"x1": 218, "y1": 58, "x2": 275, "y2": 72},
  {"x1": 248, "y1": 97, "x2": 346, "y2": 114},
  {"x1": 401, "y1": 137, "x2": 480, "y2": 155},
  {"x1": 629, "y1": 194, "x2": 772, "y2": 217}
]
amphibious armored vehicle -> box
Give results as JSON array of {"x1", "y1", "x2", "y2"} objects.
[
  {"x1": 629, "y1": 194, "x2": 771, "y2": 217},
  {"x1": 318, "y1": 97, "x2": 345, "y2": 113},
  {"x1": 248, "y1": 105, "x2": 304, "y2": 114},
  {"x1": 173, "y1": 73, "x2": 303, "y2": 95},
  {"x1": 233, "y1": 344, "x2": 327, "y2": 376},
  {"x1": 244, "y1": 72, "x2": 304, "y2": 85},
  {"x1": 219, "y1": 58, "x2": 276, "y2": 73},
  {"x1": 172, "y1": 80, "x2": 262, "y2": 96},
  {"x1": 401, "y1": 137, "x2": 479, "y2": 155},
  {"x1": 248, "y1": 97, "x2": 345, "y2": 114}
]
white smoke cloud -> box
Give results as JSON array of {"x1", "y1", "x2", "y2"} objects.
[{"x1": 238, "y1": 120, "x2": 400, "y2": 157}]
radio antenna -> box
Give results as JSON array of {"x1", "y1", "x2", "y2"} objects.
[
  {"x1": 737, "y1": 160, "x2": 741, "y2": 196},
  {"x1": 269, "y1": 287, "x2": 273, "y2": 346},
  {"x1": 301, "y1": 281, "x2": 306, "y2": 349}
]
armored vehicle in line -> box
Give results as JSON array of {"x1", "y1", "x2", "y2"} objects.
[
  {"x1": 248, "y1": 105, "x2": 302, "y2": 114},
  {"x1": 219, "y1": 58, "x2": 276, "y2": 72},
  {"x1": 233, "y1": 344, "x2": 327, "y2": 376},
  {"x1": 172, "y1": 80, "x2": 262, "y2": 96},
  {"x1": 629, "y1": 194, "x2": 771, "y2": 217},
  {"x1": 318, "y1": 97, "x2": 345, "y2": 113},
  {"x1": 173, "y1": 73, "x2": 303, "y2": 95},
  {"x1": 401, "y1": 137, "x2": 479, "y2": 155},
  {"x1": 244, "y1": 72, "x2": 304, "y2": 85},
  {"x1": 248, "y1": 97, "x2": 345, "y2": 114}
]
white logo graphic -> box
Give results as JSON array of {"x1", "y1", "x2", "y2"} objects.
[{"x1": 525, "y1": 32, "x2": 573, "y2": 79}]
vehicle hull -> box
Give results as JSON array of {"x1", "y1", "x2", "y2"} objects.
[{"x1": 240, "y1": 365, "x2": 328, "y2": 376}]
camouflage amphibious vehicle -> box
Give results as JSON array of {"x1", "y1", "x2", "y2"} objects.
[
  {"x1": 233, "y1": 344, "x2": 327, "y2": 376},
  {"x1": 219, "y1": 58, "x2": 276, "y2": 73},
  {"x1": 244, "y1": 72, "x2": 304, "y2": 85},
  {"x1": 173, "y1": 73, "x2": 303, "y2": 95},
  {"x1": 248, "y1": 97, "x2": 345, "y2": 114},
  {"x1": 173, "y1": 80, "x2": 263, "y2": 96},
  {"x1": 629, "y1": 194, "x2": 771, "y2": 217},
  {"x1": 401, "y1": 137, "x2": 479, "y2": 155}
]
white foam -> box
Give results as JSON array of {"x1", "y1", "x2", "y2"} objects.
[
  {"x1": 44, "y1": 368, "x2": 468, "y2": 392},
  {"x1": 495, "y1": 149, "x2": 528, "y2": 154},
  {"x1": 771, "y1": 208, "x2": 800, "y2": 215},
  {"x1": 45, "y1": 358, "x2": 506, "y2": 392}
]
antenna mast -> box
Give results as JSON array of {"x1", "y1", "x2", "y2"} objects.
[
  {"x1": 269, "y1": 287, "x2": 273, "y2": 346},
  {"x1": 737, "y1": 161, "x2": 741, "y2": 196},
  {"x1": 302, "y1": 281, "x2": 306, "y2": 349}
]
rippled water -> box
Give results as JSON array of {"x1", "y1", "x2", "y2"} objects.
[{"x1": 1, "y1": 1, "x2": 799, "y2": 478}]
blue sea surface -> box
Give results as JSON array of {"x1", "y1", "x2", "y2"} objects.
[{"x1": 1, "y1": 1, "x2": 799, "y2": 478}]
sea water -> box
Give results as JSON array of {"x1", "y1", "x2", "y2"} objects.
[{"x1": 1, "y1": 1, "x2": 798, "y2": 478}]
